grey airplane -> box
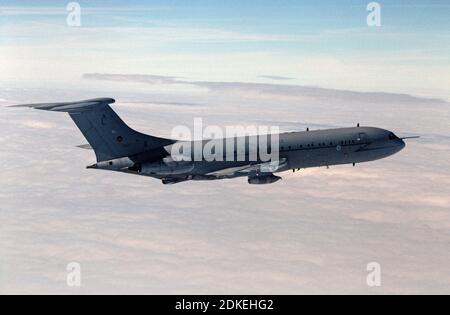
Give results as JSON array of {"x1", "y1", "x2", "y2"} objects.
[{"x1": 12, "y1": 98, "x2": 416, "y2": 185}]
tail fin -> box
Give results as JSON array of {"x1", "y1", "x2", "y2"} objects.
[{"x1": 11, "y1": 98, "x2": 173, "y2": 162}]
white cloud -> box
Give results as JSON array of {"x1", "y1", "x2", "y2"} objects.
[
  {"x1": 257, "y1": 75, "x2": 296, "y2": 81},
  {"x1": 84, "y1": 73, "x2": 447, "y2": 104},
  {"x1": 21, "y1": 120, "x2": 56, "y2": 129},
  {"x1": 1, "y1": 80, "x2": 449, "y2": 294}
]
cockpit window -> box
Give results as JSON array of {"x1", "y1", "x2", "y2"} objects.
[{"x1": 388, "y1": 133, "x2": 397, "y2": 140}]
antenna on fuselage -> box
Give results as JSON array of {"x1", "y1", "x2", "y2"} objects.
[{"x1": 357, "y1": 123, "x2": 360, "y2": 127}]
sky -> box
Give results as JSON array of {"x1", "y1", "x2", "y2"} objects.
[
  {"x1": 1, "y1": 0, "x2": 450, "y2": 99},
  {"x1": 0, "y1": 1, "x2": 449, "y2": 294}
]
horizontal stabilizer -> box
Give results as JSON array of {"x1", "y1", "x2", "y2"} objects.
[
  {"x1": 11, "y1": 97, "x2": 174, "y2": 162},
  {"x1": 9, "y1": 98, "x2": 115, "y2": 113},
  {"x1": 77, "y1": 144, "x2": 93, "y2": 150}
]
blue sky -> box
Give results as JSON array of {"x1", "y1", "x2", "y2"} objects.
[
  {"x1": 1, "y1": 0, "x2": 450, "y2": 98},
  {"x1": 3, "y1": 0, "x2": 450, "y2": 28}
]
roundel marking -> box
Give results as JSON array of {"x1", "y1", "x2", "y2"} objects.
[{"x1": 101, "y1": 114, "x2": 108, "y2": 126}]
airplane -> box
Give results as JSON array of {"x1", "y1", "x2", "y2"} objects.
[{"x1": 11, "y1": 98, "x2": 417, "y2": 185}]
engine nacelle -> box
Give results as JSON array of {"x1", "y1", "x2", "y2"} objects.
[
  {"x1": 247, "y1": 174, "x2": 281, "y2": 185},
  {"x1": 89, "y1": 157, "x2": 134, "y2": 171}
]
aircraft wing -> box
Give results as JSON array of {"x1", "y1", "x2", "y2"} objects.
[
  {"x1": 206, "y1": 158, "x2": 288, "y2": 177},
  {"x1": 206, "y1": 165, "x2": 255, "y2": 177}
]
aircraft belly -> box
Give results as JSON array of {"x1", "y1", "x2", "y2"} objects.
[
  {"x1": 285, "y1": 149, "x2": 330, "y2": 168},
  {"x1": 287, "y1": 146, "x2": 359, "y2": 169},
  {"x1": 191, "y1": 160, "x2": 250, "y2": 176}
]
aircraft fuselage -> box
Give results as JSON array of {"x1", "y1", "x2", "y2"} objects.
[
  {"x1": 116, "y1": 126, "x2": 406, "y2": 183},
  {"x1": 14, "y1": 98, "x2": 407, "y2": 185}
]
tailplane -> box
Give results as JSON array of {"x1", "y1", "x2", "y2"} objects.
[{"x1": 11, "y1": 98, "x2": 173, "y2": 162}]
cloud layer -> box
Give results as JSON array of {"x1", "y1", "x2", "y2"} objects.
[{"x1": 1, "y1": 77, "x2": 449, "y2": 294}]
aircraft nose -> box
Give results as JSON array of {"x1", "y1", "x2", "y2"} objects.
[{"x1": 397, "y1": 139, "x2": 406, "y2": 150}]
